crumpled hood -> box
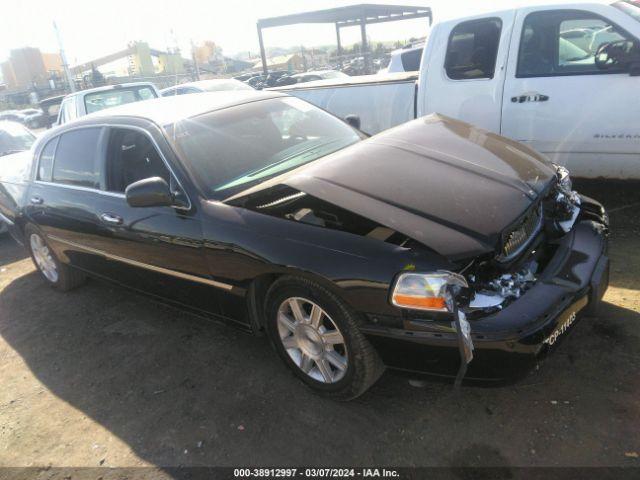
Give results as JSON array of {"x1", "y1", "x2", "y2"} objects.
[{"x1": 282, "y1": 114, "x2": 557, "y2": 260}]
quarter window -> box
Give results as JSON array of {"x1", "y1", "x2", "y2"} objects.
[
  {"x1": 105, "y1": 128, "x2": 170, "y2": 193},
  {"x1": 517, "y1": 10, "x2": 633, "y2": 77},
  {"x1": 52, "y1": 128, "x2": 101, "y2": 189},
  {"x1": 37, "y1": 137, "x2": 58, "y2": 182},
  {"x1": 445, "y1": 18, "x2": 502, "y2": 80}
]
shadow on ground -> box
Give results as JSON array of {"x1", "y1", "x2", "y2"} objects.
[
  {"x1": 0, "y1": 267, "x2": 638, "y2": 468},
  {"x1": 0, "y1": 234, "x2": 27, "y2": 267}
]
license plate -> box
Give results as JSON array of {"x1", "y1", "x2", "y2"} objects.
[{"x1": 543, "y1": 296, "x2": 588, "y2": 346}]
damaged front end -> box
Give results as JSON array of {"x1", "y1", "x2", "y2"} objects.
[
  {"x1": 375, "y1": 166, "x2": 609, "y2": 381},
  {"x1": 227, "y1": 183, "x2": 427, "y2": 250},
  {"x1": 460, "y1": 165, "x2": 596, "y2": 318}
]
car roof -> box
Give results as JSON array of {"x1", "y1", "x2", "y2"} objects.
[
  {"x1": 88, "y1": 90, "x2": 286, "y2": 126},
  {"x1": 161, "y1": 78, "x2": 246, "y2": 92},
  {"x1": 0, "y1": 120, "x2": 30, "y2": 131},
  {"x1": 68, "y1": 82, "x2": 157, "y2": 98}
]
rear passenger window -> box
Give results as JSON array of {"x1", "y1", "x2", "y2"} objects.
[
  {"x1": 52, "y1": 128, "x2": 101, "y2": 189},
  {"x1": 105, "y1": 128, "x2": 170, "y2": 192},
  {"x1": 445, "y1": 18, "x2": 502, "y2": 80},
  {"x1": 401, "y1": 48, "x2": 423, "y2": 71},
  {"x1": 37, "y1": 137, "x2": 58, "y2": 182}
]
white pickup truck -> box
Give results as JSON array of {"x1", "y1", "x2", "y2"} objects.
[{"x1": 276, "y1": 1, "x2": 640, "y2": 178}]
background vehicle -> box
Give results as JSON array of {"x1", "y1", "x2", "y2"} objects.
[
  {"x1": 291, "y1": 70, "x2": 349, "y2": 83},
  {"x1": 0, "y1": 110, "x2": 27, "y2": 125},
  {"x1": 0, "y1": 92, "x2": 608, "y2": 398},
  {"x1": 56, "y1": 82, "x2": 160, "y2": 125},
  {"x1": 233, "y1": 72, "x2": 257, "y2": 82},
  {"x1": 39, "y1": 95, "x2": 65, "y2": 129},
  {"x1": 160, "y1": 79, "x2": 253, "y2": 96},
  {"x1": 0, "y1": 121, "x2": 35, "y2": 157},
  {"x1": 19, "y1": 108, "x2": 47, "y2": 129},
  {"x1": 246, "y1": 74, "x2": 267, "y2": 88},
  {"x1": 276, "y1": 1, "x2": 640, "y2": 179},
  {"x1": 0, "y1": 121, "x2": 35, "y2": 234}
]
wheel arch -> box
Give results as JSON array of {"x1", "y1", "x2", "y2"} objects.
[{"x1": 245, "y1": 267, "x2": 359, "y2": 334}]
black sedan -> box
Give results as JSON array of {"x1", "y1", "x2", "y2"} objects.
[{"x1": 0, "y1": 91, "x2": 609, "y2": 399}]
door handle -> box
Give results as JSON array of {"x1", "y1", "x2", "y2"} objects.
[
  {"x1": 511, "y1": 93, "x2": 549, "y2": 103},
  {"x1": 100, "y1": 213, "x2": 123, "y2": 225},
  {"x1": 30, "y1": 196, "x2": 43, "y2": 205}
]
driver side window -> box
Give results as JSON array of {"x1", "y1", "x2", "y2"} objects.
[
  {"x1": 518, "y1": 10, "x2": 633, "y2": 77},
  {"x1": 105, "y1": 128, "x2": 171, "y2": 193}
]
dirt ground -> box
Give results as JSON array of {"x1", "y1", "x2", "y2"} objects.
[{"x1": 0, "y1": 180, "x2": 638, "y2": 470}]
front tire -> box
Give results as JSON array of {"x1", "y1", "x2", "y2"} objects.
[
  {"x1": 265, "y1": 276, "x2": 384, "y2": 400},
  {"x1": 25, "y1": 224, "x2": 86, "y2": 291}
]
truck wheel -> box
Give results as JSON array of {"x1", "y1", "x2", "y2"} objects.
[
  {"x1": 265, "y1": 276, "x2": 384, "y2": 400},
  {"x1": 25, "y1": 225, "x2": 86, "y2": 291}
]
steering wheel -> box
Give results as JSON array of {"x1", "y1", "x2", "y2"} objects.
[{"x1": 594, "y1": 42, "x2": 622, "y2": 70}]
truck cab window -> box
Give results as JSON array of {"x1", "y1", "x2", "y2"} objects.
[
  {"x1": 52, "y1": 128, "x2": 101, "y2": 189},
  {"x1": 401, "y1": 48, "x2": 423, "y2": 71},
  {"x1": 518, "y1": 10, "x2": 632, "y2": 76},
  {"x1": 59, "y1": 98, "x2": 76, "y2": 124},
  {"x1": 445, "y1": 18, "x2": 502, "y2": 79},
  {"x1": 105, "y1": 128, "x2": 171, "y2": 193}
]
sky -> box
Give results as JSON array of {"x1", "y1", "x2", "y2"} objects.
[{"x1": 0, "y1": 0, "x2": 535, "y2": 65}]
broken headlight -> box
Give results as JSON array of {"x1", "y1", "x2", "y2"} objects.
[{"x1": 391, "y1": 271, "x2": 468, "y2": 312}]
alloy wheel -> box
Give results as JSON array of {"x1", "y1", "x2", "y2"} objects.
[
  {"x1": 30, "y1": 233, "x2": 59, "y2": 283},
  {"x1": 277, "y1": 297, "x2": 348, "y2": 383}
]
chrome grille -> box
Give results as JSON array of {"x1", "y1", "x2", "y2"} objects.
[{"x1": 499, "y1": 206, "x2": 542, "y2": 261}]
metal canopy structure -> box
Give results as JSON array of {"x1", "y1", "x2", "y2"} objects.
[{"x1": 256, "y1": 4, "x2": 432, "y2": 75}]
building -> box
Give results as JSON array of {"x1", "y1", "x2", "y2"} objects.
[
  {"x1": 1, "y1": 47, "x2": 63, "y2": 91},
  {"x1": 42, "y1": 52, "x2": 64, "y2": 75},
  {"x1": 156, "y1": 50, "x2": 186, "y2": 75}
]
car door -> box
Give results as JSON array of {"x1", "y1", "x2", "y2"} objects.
[
  {"x1": 32, "y1": 122, "x2": 224, "y2": 317},
  {"x1": 85, "y1": 122, "x2": 226, "y2": 317},
  {"x1": 418, "y1": 12, "x2": 515, "y2": 132},
  {"x1": 501, "y1": 5, "x2": 640, "y2": 178},
  {"x1": 29, "y1": 126, "x2": 110, "y2": 274}
]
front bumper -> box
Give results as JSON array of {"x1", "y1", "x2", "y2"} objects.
[{"x1": 361, "y1": 218, "x2": 609, "y2": 380}]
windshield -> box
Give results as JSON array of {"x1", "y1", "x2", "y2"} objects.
[
  {"x1": 84, "y1": 86, "x2": 157, "y2": 114},
  {"x1": 613, "y1": 1, "x2": 640, "y2": 22},
  {"x1": 0, "y1": 122, "x2": 35, "y2": 156},
  {"x1": 168, "y1": 97, "x2": 362, "y2": 199}
]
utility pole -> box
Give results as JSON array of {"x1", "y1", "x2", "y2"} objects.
[
  {"x1": 53, "y1": 21, "x2": 75, "y2": 93},
  {"x1": 190, "y1": 39, "x2": 201, "y2": 81}
]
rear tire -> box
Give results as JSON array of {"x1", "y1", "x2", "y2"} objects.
[
  {"x1": 25, "y1": 224, "x2": 86, "y2": 291},
  {"x1": 265, "y1": 276, "x2": 384, "y2": 400}
]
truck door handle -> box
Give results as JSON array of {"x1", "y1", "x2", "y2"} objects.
[
  {"x1": 30, "y1": 196, "x2": 43, "y2": 205},
  {"x1": 100, "y1": 213, "x2": 123, "y2": 225},
  {"x1": 511, "y1": 93, "x2": 549, "y2": 103}
]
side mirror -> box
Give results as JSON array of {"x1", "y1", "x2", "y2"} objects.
[
  {"x1": 344, "y1": 114, "x2": 361, "y2": 130},
  {"x1": 125, "y1": 177, "x2": 174, "y2": 208}
]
